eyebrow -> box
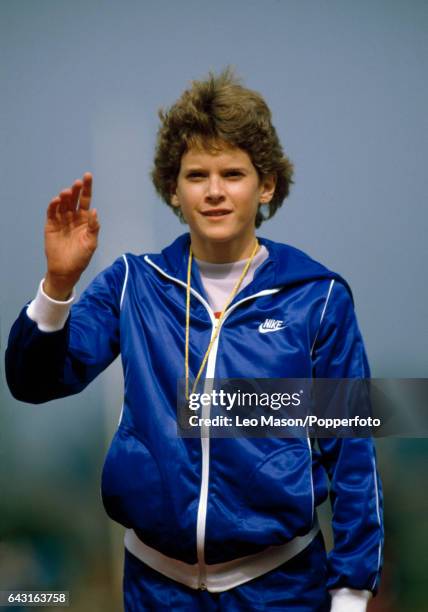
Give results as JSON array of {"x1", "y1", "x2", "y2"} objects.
[{"x1": 183, "y1": 166, "x2": 248, "y2": 172}]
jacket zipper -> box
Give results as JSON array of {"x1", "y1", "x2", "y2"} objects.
[{"x1": 144, "y1": 256, "x2": 280, "y2": 589}]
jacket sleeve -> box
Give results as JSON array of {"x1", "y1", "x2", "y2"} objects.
[
  {"x1": 5, "y1": 257, "x2": 126, "y2": 404},
  {"x1": 311, "y1": 280, "x2": 384, "y2": 595}
]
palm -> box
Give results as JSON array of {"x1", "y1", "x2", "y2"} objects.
[{"x1": 45, "y1": 209, "x2": 96, "y2": 276}]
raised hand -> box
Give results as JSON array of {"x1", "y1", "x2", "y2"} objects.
[{"x1": 44, "y1": 173, "x2": 100, "y2": 300}]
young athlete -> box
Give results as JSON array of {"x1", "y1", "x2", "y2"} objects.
[{"x1": 6, "y1": 70, "x2": 383, "y2": 611}]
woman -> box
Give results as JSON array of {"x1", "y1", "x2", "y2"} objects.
[{"x1": 6, "y1": 69, "x2": 383, "y2": 611}]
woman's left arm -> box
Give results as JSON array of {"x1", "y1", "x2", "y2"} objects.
[{"x1": 312, "y1": 280, "x2": 384, "y2": 609}]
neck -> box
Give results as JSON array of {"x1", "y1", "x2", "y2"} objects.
[{"x1": 190, "y1": 235, "x2": 258, "y2": 264}]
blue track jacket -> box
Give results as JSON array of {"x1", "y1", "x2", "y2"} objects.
[{"x1": 6, "y1": 233, "x2": 383, "y2": 594}]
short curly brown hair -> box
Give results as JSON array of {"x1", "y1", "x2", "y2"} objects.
[{"x1": 151, "y1": 68, "x2": 294, "y2": 227}]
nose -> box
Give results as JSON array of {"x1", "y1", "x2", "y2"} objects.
[{"x1": 205, "y1": 175, "x2": 225, "y2": 203}]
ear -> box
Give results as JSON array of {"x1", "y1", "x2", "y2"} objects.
[
  {"x1": 259, "y1": 173, "x2": 276, "y2": 205},
  {"x1": 170, "y1": 186, "x2": 180, "y2": 208}
]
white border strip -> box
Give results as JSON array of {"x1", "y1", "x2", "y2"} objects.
[
  {"x1": 308, "y1": 279, "x2": 335, "y2": 520},
  {"x1": 371, "y1": 456, "x2": 382, "y2": 590},
  {"x1": 120, "y1": 254, "x2": 129, "y2": 309},
  {"x1": 144, "y1": 255, "x2": 215, "y2": 322},
  {"x1": 310, "y1": 279, "x2": 335, "y2": 356},
  {"x1": 124, "y1": 521, "x2": 319, "y2": 592}
]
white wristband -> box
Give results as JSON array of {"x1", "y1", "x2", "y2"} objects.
[
  {"x1": 26, "y1": 279, "x2": 75, "y2": 332},
  {"x1": 329, "y1": 588, "x2": 372, "y2": 612}
]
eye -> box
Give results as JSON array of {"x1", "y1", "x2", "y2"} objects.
[
  {"x1": 186, "y1": 171, "x2": 206, "y2": 180},
  {"x1": 224, "y1": 170, "x2": 244, "y2": 178}
]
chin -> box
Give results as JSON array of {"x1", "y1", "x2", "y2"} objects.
[
  {"x1": 191, "y1": 223, "x2": 234, "y2": 241},
  {"x1": 201, "y1": 229, "x2": 239, "y2": 244}
]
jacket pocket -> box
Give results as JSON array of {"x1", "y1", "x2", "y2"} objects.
[
  {"x1": 243, "y1": 439, "x2": 314, "y2": 539},
  {"x1": 101, "y1": 425, "x2": 166, "y2": 533}
]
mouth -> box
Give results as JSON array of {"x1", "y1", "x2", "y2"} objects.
[{"x1": 200, "y1": 209, "x2": 232, "y2": 218}]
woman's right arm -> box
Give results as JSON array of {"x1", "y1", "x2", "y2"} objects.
[{"x1": 5, "y1": 174, "x2": 124, "y2": 403}]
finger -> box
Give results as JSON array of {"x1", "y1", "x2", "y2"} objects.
[
  {"x1": 47, "y1": 197, "x2": 61, "y2": 220},
  {"x1": 82, "y1": 172, "x2": 93, "y2": 189},
  {"x1": 87, "y1": 209, "x2": 100, "y2": 233},
  {"x1": 70, "y1": 180, "x2": 83, "y2": 210},
  {"x1": 58, "y1": 189, "x2": 72, "y2": 199},
  {"x1": 79, "y1": 173, "x2": 93, "y2": 211},
  {"x1": 58, "y1": 189, "x2": 73, "y2": 215}
]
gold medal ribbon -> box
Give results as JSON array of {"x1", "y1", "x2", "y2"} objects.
[{"x1": 185, "y1": 239, "x2": 259, "y2": 399}]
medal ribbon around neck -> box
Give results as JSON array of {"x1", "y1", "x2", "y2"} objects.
[{"x1": 185, "y1": 239, "x2": 259, "y2": 400}]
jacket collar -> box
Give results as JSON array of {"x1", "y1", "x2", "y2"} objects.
[{"x1": 146, "y1": 232, "x2": 352, "y2": 303}]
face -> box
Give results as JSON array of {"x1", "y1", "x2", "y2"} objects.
[{"x1": 171, "y1": 145, "x2": 276, "y2": 263}]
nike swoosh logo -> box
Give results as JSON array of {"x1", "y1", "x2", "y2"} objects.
[{"x1": 258, "y1": 324, "x2": 287, "y2": 334}]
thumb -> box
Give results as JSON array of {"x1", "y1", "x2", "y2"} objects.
[{"x1": 87, "y1": 209, "x2": 100, "y2": 234}]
